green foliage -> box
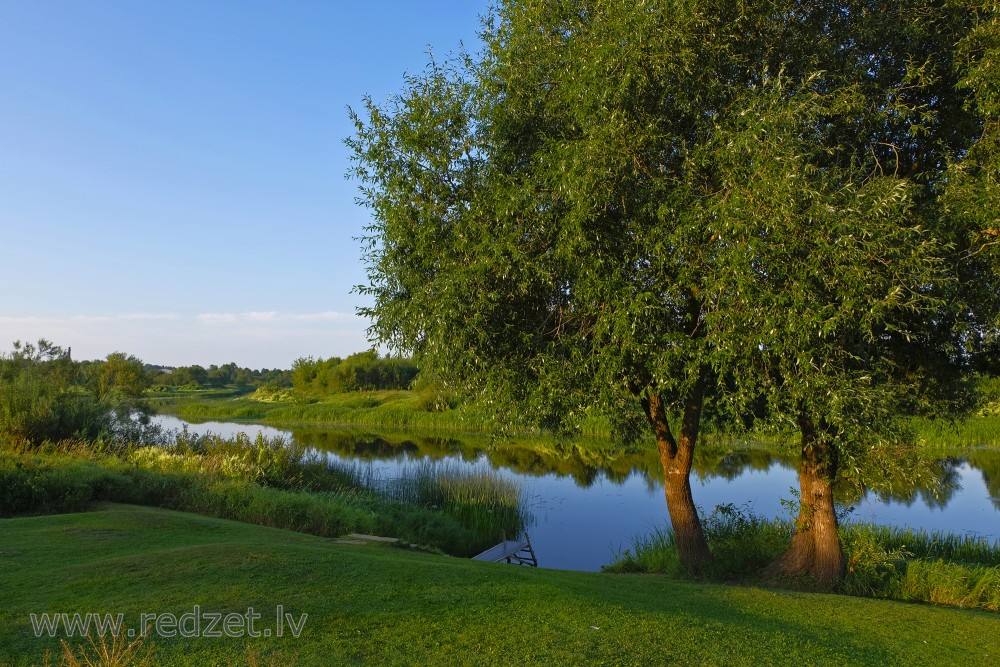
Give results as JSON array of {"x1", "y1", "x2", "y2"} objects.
[
  {"x1": 89, "y1": 352, "x2": 150, "y2": 402},
  {"x1": 606, "y1": 504, "x2": 793, "y2": 579},
  {"x1": 350, "y1": 1, "x2": 998, "y2": 489},
  {"x1": 840, "y1": 528, "x2": 915, "y2": 598},
  {"x1": 0, "y1": 340, "x2": 158, "y2": 446},
  {"x1": 0, "y1": 453, "x2": 106, "y2": 515},
  {"x1": 974, "y1": 374, "x2": 1000, "y2": 416},
  {"x1": 291, "y1": 352, "x2": 419, "y2": 394},
  {"x1": 606, "y1": 504, "x2": 1000, "y2": 611},
  {"x1": 0, "y1": 432, "x2": 529, "y2": 557},
  {"x1": 151, "y1": 363, "x2": 292, "y2": 391}
]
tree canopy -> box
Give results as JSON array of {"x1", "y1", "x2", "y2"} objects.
[{"x1": 349, "y1": 0, "x2": 1000, "y2": 582}]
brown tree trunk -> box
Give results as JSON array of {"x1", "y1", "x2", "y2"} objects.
[
  {"x1": 764, "y1": 415, "x2": 844, "y2": 591},
  {"x1": 643, "y1": 379, "x2": 712, "y2": 571}
]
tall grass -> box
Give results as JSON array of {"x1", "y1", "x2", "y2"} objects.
[
  {"x1": 605, "y1": 504, "x2": 1000, "y2": 612},
  {"x1": 606, "y1": 525, "x2": 681, "y2": 575},
  {"x1": 377, "y1": 462, "x2": 528, "y2": 543},
  {"x1": 842, "y1": 523, "x2": 1000, "y2": 566},
  {"x1": 889, "y1": 559, "x2": 1000, "y2": 610},
  {"x1": 606, "y1": 504, "x2": 793, "y2": 578},
  {"x1": 168, "y1": 431, "x2": 531, "y2": 546},
  {"x1": 913, "y1": 415, "x2": 1000, "y2": 448},
  {"x1": 0, "y1": 435, "x2": 530, "y2": 557}
]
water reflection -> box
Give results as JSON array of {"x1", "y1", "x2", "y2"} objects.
[{"x1": 153, "y1": 416, "x2": 1000, "y2": 571}]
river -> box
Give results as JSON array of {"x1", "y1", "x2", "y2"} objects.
[{"x1": 153, "y1": 415, "x2": 1000, "y2": 571}]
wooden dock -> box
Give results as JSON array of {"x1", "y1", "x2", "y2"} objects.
[{"x1": 472, "y1": 532, "x2": 537, "y2": 566}]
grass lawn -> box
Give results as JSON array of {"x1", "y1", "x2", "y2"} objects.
[{"x1": 1, "y1": 505, "x2": 998, "y2": 666}]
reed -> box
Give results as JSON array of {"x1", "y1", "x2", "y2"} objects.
[
  {"x1": 606, "y1": 525, "x2": 681, "y2": 574},
  {"x1": 605, "y1": 504, "x2": 792, "y2": 578},
  {"x1": 1, "y1": 434, "x2": 527, "y2": 557},
  {"x1": 913, "y1": 415, "x2": 1000, "y2": 449},
  {"x1": 889, "y1": 559, "x2": 1000, "y2": 610},
  {"x1": 842, "y1": 523, "x2": 1000, "y2": 567},
  {"x1": 605, "y1": 505, "x2": 1000, "y2": 611}
]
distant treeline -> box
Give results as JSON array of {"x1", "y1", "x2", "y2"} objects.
[
  {"x1": 149, "y1": 363, "x2": 292, "y2": 391},
  {"x1": 149, "y1": 352, "x2": 419, "y2": 394},
  {"x1": 292, "y1": 351, "x2": 419, "y2": 394},
  {"x1": 0, "y1": 338, "x2": 421, "y2": 444}
]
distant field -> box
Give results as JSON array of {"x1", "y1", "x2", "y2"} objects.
[
  {"x1": 151, "y1": 386, "x2": 1000, "y2": 450},
  {"x1": 152, "y1": 387, "x2": 580, "y2": 434}
]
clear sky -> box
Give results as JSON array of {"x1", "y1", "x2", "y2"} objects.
[{"x1": 0, "y1": 0, "x2": 489, "y2": 369}]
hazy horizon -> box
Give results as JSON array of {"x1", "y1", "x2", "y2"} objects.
[{"x1": 0, "y1": 1, "x2": 489, "y2": 368}]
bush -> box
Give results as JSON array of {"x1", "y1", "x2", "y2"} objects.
[
  {"x1": 606, "y1": 504, "x2": 792, "y2": 578},
  {"x1": 605, "y1": 505, "x2": 1000, "y2": 611}
]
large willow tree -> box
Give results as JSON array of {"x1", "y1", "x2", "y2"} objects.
[{"x1": 349, "y1": 0, "x2": 996, "y2": 581}]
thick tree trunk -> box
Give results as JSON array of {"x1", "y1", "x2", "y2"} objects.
[
  {"x1": 644, "y1": 381, "x2": 712, "y2": 571},
  {"x1": 765, "y1": 415, "x2": 843, "y2": 590}
]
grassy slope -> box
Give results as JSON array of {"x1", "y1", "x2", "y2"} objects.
[{"x1": 1, "y1": 506, "x2": 998, "y2": 666}]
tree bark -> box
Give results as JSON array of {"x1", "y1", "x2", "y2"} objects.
[
  {"x1": 643, "y1": 378, "x2": 713, "y2": 571},
  {"x1": 764, "y1": 415, "x2": 844, "y2": 590}
]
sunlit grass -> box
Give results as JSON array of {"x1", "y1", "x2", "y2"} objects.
[
  {"x1": 3, "y1": 505, "x2": 1000, "y2": 666},
  {"x1": 913, "y1": 415, "x2": 1000, "y2": 448},
  {"x1": 606, "y1": 504, "x2": 1000, "y2": 612}
]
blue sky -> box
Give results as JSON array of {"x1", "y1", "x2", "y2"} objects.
[{"x1": 0, "y1": 1, "x2": 489, "y2": 368}]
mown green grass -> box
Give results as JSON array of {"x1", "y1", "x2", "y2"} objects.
[{"x1": 1, "y1": 505, "x2": 999, "y2": 666}]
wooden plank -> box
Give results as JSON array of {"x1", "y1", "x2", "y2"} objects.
[
  {"x1": 472, "y1": 537, "x2": 531, "y2": 562},
  {"x1": 345, "y1": 533, "x2": 400, "y2": 544}
]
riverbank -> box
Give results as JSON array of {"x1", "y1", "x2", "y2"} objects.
[
  {"x1": 0, "y1": 437, "x2": 529, "y2": 558},
  {"x1": 149, "y1": 387, "x2": 1000, "y2": 449},
  {"x1": 2, "y1": 504, "x2": 998, "y2": 666},
  {"x1": 149, "y1": 387, "x2": 592, "y2": 435}
]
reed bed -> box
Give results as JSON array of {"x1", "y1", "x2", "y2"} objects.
[
  {"x1": 0, "y1": 434, "x2": 530, "y2": 557},
  {"x1": 842, "y1": 523, "x2": 1000, "y2": 567},
  {"x1": 606, "y1": 504, "x2": 1000, "y2": 612},
  {"x1": 376, "y1": 462, "x2": 528, "y2": 543},
  {"x1": 913, "y1": 415, "x2": 1000, "y2": 449}
]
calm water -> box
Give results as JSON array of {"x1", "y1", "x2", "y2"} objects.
[{"x1": 154, "y1": 415, "x2": 1000, "y2": 571}]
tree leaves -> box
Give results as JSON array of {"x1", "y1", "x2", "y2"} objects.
[{"x1": 348, "y1": 0, "x2": 997, "y2": 465}]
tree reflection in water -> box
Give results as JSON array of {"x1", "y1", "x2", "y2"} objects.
[{"x1": 289, "y1": 426, "x2": 991, "y2": 512}]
